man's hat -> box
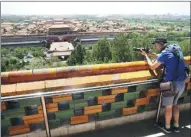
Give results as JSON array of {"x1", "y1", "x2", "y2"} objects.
[{"x1": 152, "y1": 38, "x2": 167, "y2": 44}]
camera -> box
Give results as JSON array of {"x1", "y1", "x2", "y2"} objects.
[{"x1": 133, "y1": 47, "x2": 151, "y2": 53}]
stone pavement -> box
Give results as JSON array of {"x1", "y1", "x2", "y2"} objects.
[{"x1": 68, "y1": 109, "x2": 191, "y2": 137}]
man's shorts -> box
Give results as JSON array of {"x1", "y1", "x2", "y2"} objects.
[{"x1": 162, "y1": 81, "x2": 185, "y2": 106}]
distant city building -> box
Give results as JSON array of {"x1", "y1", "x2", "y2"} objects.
[
  {"x1": 53, "y1": 18, "x2": 64, "y2": 24},
  {"x1": 45, "y1": 20, "x2": 54, "y2": 24},
  {"x1": 24, "y1": 20, "x2": 32, "y2": 24},
  {"x1": 48, "y1": 24, "x2": 73, "y2": 35},
  {"x1": 157, "y1": 29, "x2": 167, "y2": 32},
  {"x1": 1, "y1": 22, "x2": 14, "y2": 28},
  {"x1": 47, "y1": 24, "x2": 75, "y2": 42}
]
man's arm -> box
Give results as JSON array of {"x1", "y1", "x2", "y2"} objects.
[{"x1": 144, "y1": 54, "x2": 162, "y2": 70}]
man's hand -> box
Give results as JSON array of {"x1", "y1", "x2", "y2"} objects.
[
  {"x1": 140, "y1": 50, "x2": 158, "y2": 59},
  {"x1": 140, "y1": 49, "x2": 147, "y2": 56},
  {"x1": 139, "y1": 49, "x2": 161, "y2": 70}
]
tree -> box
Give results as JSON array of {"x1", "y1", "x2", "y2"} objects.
[
  {"x1": 156, "y1": 32, "x2": 167, "y2": 39},
  {"x1": 111, "y1": 34, "x2": 130, "y2": 63},
  {"x1": 1, "y1": 57, "x2": 25, "y2": 72},
  {"x1": 126, "y1": 32, "x2": 140, "y2": 39},
  {"x1": 32, "y1": 49, "x2": 45, "y2": 57},
  {"x1": 45, "y1": 57, "x2": 61, "y2": 67},
  {"x1": 1, "y1": 58, "x2": 9, "y2": 72},
  {"x1": 84, "y1": 50, "x2": 93, "y2": 65},
  {"x1": 1, "y1": 48, "x2": 9, "y2": 57},
  {"x1": 14, "y1": 48, "x2": 26, "y2": 59},
  {"x1": 67, "y1": 43, "x2": 86, "y2": 66},
  {"x1": 145, "y1": 31, "x2": 157, "y2": 38},
  {"x1": 92, "y1": 37, "x2": 112, "y2": 63},
  {"x1": 129, "y1": 37, "x2": 144, "y2": 61},
  {"x1": 179, "y1": 39, "x2": 190, "y2": 56}
]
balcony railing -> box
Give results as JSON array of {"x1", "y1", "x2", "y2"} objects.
[
  {"x1": 1, "y1": 57, "x2": 191, "y2": 137},
  {"x1": 2, "y1": 77, "x2": 191, "y2": 137}
]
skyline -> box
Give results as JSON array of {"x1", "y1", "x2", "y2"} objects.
[{"x1": 1, "y1": 2, "x2": 190, "y2": 16}]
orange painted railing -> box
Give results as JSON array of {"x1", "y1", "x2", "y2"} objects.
[
  {"x1": 1, "y1": 56, "x2": 190, "y2": 84},
  {"x1": 1, "y1": 56, "x2": 190, "y2": 97}
]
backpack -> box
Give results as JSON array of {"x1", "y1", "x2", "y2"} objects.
[{"x1": 164, "y1": 44, "x2": 190, "y2": 77}]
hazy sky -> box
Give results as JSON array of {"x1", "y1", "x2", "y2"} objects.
[{"x1": 1, "y1": 2, "x2": 190, "y2": 15}]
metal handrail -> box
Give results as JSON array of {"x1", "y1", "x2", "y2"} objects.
[
  {"x1": 1, "y1": 79, "x2": 160, "y2": 137},
  {"x1": 2, "y1": 77, "x2": 190, "y2": 137},
  {"x1": 1, "y1": 79, "x2": 159, "y2": 101}
]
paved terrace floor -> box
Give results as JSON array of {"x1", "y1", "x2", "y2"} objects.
[{"x1": 68, "y1": 109, "x2": 191, "y2": 137}]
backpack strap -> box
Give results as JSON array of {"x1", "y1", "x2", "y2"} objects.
[
  {"x1": 173, "y1": 55, "x2": 180, "y2": 80},
  {"x1": 159, "y1": 65, "x2": 165, "y2": 82}
]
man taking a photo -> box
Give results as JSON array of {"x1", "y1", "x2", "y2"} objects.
[{"x1": 139, "y1": 38, "x2": 187, "y2": 133}]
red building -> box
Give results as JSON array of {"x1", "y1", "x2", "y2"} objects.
[{"x1": 47, "y1": 24, "x2": 75, "y2": 42}]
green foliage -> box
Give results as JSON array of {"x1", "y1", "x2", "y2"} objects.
[
  {"x1": 83, "y1": 50, "x2": 93, "y2": 65},
  {"x1": 14, "y1": 48, "x2": 26, "y2": 59},
  {"x1": 1, "y1": 31, "x2": 190, "y2": 72},
  {"x1": 67, "y1": 44, "x2": 86, "y2": 66},
  {"x1": 111, "y1": 34, "x2": 131, "y2": 62},
  {"x1": 91, "y1": 37, "x2": 112, "y2": 63},
  {"x1": 145, "y1": 31, "x2": 156, "y2": 38},
  {"x1": 126, "y1": 32, "x2": 143, "y2": 39},
  {"x1": 1, "y1": 57, "x2": 26, "y2": 72},
  {"x1": 179, "y1": 39, "x2": 190, "y2": 56},
  {"x1": 1, "y1": 46, "x2": 46, "y2": 72},
  {"x1": 130, "y1": 37, "x2": 147, "y2": 61},
  {"x1": 24, "y1": 58, "x2": 45, "y2": 70}
]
